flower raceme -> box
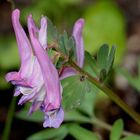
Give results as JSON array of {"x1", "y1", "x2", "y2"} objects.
[
  {"x1": 5, "y1": 9, "x2": 85, "y2": 128},
  {"x1": 5, "y1": 9, "x2": 63, "y2": 128}
]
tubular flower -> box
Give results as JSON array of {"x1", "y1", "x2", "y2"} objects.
[
  {"x1": 59, "y1": 19, "x2": 85, "y2": 80},
  {"x1": 5, "y1": 9, "x2": 64, "y2": 128}
]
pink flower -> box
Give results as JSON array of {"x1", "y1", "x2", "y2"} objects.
[{"x1": 5, "y1": 9, "x2": 64, "y2": 128}]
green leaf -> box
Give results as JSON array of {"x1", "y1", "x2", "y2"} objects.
[
  {"x1": 110, "y1": 119, "x2": 124, "y2": 140},
  {"x1": 27, "y1": 125, "x2": 68, "y2": 140},
  {"x1": 84, "y1": 0, "x2": 126, "y2": 64},
  {"x1": 97, "y1": 44, "x2": 115, "y2": 73},
  {"x1": 107, "y1": 45, "x2": 116, "y2": 72},
  {"x1": 67, "y1": 36, "x2": 76, "y2": 60},
  {"x1": 58, "y1": 31, "x2": 76, "y2": 60},
  {"x1": 97, "y1": 44, "x2": 109, "y2": 71},
  {"x1": 99, "y1": 69, "x2": 107, "y2": 82},
  {"x1": 65, "y1": 110, "x2": 91, "y2": 123},
  {"x1": 96, "y1": 44, "x2": 115, "y2": 81},
  {"x1": 121, "y1": 135, "x2": 140, "y2": 140},
  {"x1": 84, "y1": 51, "x2": 98, "y2": 77},
  {"x1": 47, "y1": 18, "x2": 58, "y2": 44},
  {"x1": 61, "y1": 75, "x2": 91, "y2": 111},
  {"x1": 68, "y1": 124, "x2": 99, "y2": 140},
  {"x1": 16, "y1": 110, "x2": 43, "y2": 122},
  {"x1": 58, "y1": 31, "x2": 69, "y2": 56},
  {"x1": 78, "y1": 80, "x2": 98, "y2": 116},
  {"x1": 16, "y1": 103, "x2": 43, "y2": 122}
]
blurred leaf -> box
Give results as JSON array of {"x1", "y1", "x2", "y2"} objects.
[
  {"x1": 61, "y1": 75, "x2": 91, "y2": 111},
  {"x1": 110, "y1": 119, "x2": 124, "y2": 140},
  {"x1": 16, "y1": 103, "x2": 43, "y2": 122},
  {"x1": 84, "y1": 1, "x2": 126, "y2": 64},
  {"x1": 121, "y1": 135, "x2": 140, "y2": 140},
  {"x1": 68, "y1": 124, "x2": 99, "y2": 140},
  {"x1": 65, "y1": 110, "x2": 91, "y2": 123},
  {"x1": 117, "y1": 68, "x2": 140, "y2": 92},
  {"x1": 27, "y1": 124, "x2": 68, "y2": 140},
  {"x1": 16, "y1": 110, "x2": 43, "y2": 122}
]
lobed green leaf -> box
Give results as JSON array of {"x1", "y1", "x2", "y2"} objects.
[
  {"x1": 27, "y1": 125, "x2": 68, "y2": 140},
  {"x1": 68, "y1": 124, "x2": 99, "y2": 140},
  {"x1": 110, "y1": 119, "x2": 124, "y2": 140}
]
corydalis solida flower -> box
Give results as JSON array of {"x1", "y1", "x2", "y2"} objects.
[{"x1": 5, "y1": 9, "x2": 64, "y2": 128}]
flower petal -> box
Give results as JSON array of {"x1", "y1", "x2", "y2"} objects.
[
  {"x1": 28, "y1": 101, "x2": 42, "y2": 115},
  {"x1": 59, "y1": 67, "x2": 76, "y2": 80},
  {"x1": 43, "y1": 107, "x2": 64, "y2": 128},
  {"x1": 27, "y1": 15, "x2": 47, "y2": 49},
  {"x1": 72, "y1": 18, "x2": 84, "y2": 67},
  {"x1": 12, "y1": 9, "x2": 33, "y2": 77},
  {"x1": 28, "y1": 24, "x2": 61, "y2": 111},
  {"x1": 39, "y1": 17, "x2": 47, "y2": 48},
  {"x1": 5, "y1": 72, "x2": 31, "y2": 87},
  {"x1": 18, "y1": 91, "x2": 36, "y2": 105}
]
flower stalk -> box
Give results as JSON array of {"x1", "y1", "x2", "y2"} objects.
[{"x1": 2, "y1": 97, "x2": 16, "y2": 140}]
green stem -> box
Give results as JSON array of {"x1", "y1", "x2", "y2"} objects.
[
  {"x1": 69, "y1": 60, "x2": 140, "y2": 125},
  {"x1": 2, "y1": 97, "x2": 16, "y2": 140}
]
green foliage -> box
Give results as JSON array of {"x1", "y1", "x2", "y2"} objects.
[
  {"x1": 77, "y1": 85, "x2": 97, "y2": 116},
  {"x1": 84, "y1": 0, "x2": 126, "y2": 64},
  {"x1": 97, "y1": 44, "x2": 115, "y2": 81},
  {"x1": 64, "y1": 110, "x2": 91, "y2": 123},
  {"x1": 58, "y1": 31, "x2": 76, "y2": 60},
  {"x1": 61, "y1": 75, "x2": 91, "y2": 111},
  {"x1": 27, "y1": 123, "x2": 99, "y2": 140},
  {"x1": 110, "y1": 119, "x2": 124, "y2": 140},
  {"x1": 47, "y1": 18, "x2": 58, "y2": 44},
  {"x1": 68, "y1": 124, "x2": 99, "y2": 140},
  {"x1": 121, "y1": 135, "x2": 140, "y2": 140},
  {"x1": 84, "y1": 51, "x2": 98, "y2": 78},
  {"x1": 84, "y1": 45, "x2": 115, "y2": 82},
  {"x1": 27, "y1": 125, "x2": 68, "y2": 140},
  {"x1": 16, "y1": 103, "x2": 43, "y2": 122}
]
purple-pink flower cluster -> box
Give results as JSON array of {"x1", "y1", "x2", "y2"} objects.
[{"x1": 6, "y1": 9, "x2": 84, "y2": 128}]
